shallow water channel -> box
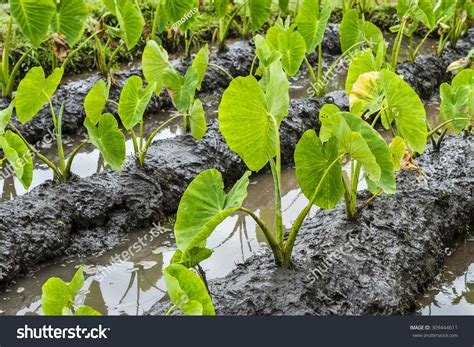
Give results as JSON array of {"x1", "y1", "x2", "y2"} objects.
[{"x1": 0, "y1": 41, "x2": 471, "y2": 315}]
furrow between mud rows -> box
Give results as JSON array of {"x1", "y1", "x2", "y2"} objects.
[
  {"x1": 152, "y1": 136, "x2": 470, "y2": 316},
  {"x1": 1, "y1": 27, "x2": 472, "y2": 143},
  {"x1": 0, "y1": 94, "x2": 349, "y2": 288}
]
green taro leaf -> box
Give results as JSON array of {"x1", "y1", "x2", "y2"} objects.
[
  {"x1": 163, "y1": 67, "x2": 199, "y2": 113},
  {"x1": 165, "y1": 0, "x2": 196, "y2": 24},
  {"x1": 341, "y1": 112, "x2": 396, "y2": 193},
  {"x1": 339, "y1": 9, "x2": 384, "y2": 54},
  {"x1": 189, "y1": 99, "x2": 207, "y2": 141},
  {"x1": 85, "y1": 113, "x2": 126, "y2": 171},
  {"x1": 171, "y1": 247, "x2": 213, "y2": 268},
  {"x1": 279, "y1": 0, "x2": 289, "y2": 12},
  {"x1": 191, "y1": 44, "x2": 209, "y2": 91},
  {"x1": 142, "y1": 40, "x2": 171, "y2": 95},
  {"x1": 389, "y1": 136, "x2": 407, "y2": 170},
  {"x1": 349, "y1": 69, "x2": 427, "y2": 153},
  {"x1": 219, "y1": 62, "x2": 289, "y2": 171},
  {"x1": 84, "y1": 80, "x2": 109, "y2": 125},
  {"x1": 164, "y1": 263, "x2": 215, "y2": 316},
  {"x1": 277, "y1": 29, "x2": 306, "y2": 77},
  {"x1": 345, "y1": 49, "x2": 379, "y2": 95},
  {"x1": 74, "y1": 306, "x2": 101, "y2": 316},
  {"x1": 440, "y1": 83, "x2": 469, "y2": 131},
  {"x1": 319, "y1": 111, "x2": 383, "y2": 184},
  {"x1": 174, "y1": 169, "x2": 251, "y2": 252},
  {"x1": 295, "y1": 0, "x2": 332, "y2": 53},
  {"x1": 214, "y1": 0, "x2": 229, "y2": 18},
  {"x1": 0, "y1": 103, "x2": 14, "y2": 135},
  {"x1": 116, "y1": 1, "x2": 144, "y2": 50},
  {"x1": 51, "y1": 0, "x2": 89, "y2": 45},
  {"x1": 42, "y1": 277, "x2": 71, "y2": 315},
  {"x1": 118, "y1": 76, "x2": 155, "y2": 130},
  {"x1": 295, "y1": 132, "x2": 344, "y2": 209},
  {"x1": 14, "y1": 67, "x2": 64, "y2": 123},
  {"x1": 0, "y1": 130, "x2": 33, "y2": 189},
  {"x1": 67, "y1": 266, "x2": 84, "y2": 298},
  {"x1": 10, "y1": 0, "x2": 56, "y2": 47},
  {"x1": 412, "y1": 0, "x2": 436, "y2": 30},
  {"x1": 248, "y1": 0, "x2": 272, "y2": 32}
]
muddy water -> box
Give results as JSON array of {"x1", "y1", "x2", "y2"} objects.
[{"x1": 0, "y1": 169, "x2": 314, "y2": 315}]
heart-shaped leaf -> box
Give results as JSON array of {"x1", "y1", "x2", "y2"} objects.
[
  {"x1": 219, "y1": 61, "x2": 289, "y2": 171},
  {"x1": 162, "y1": 67, "x2": 199, "y2": 112},
  {"x1": 84, "y1": 80, "x2": 109, "y2": 126},
  {"x1": 0, "y1": 130, "x2": 33, "y2": 189},
  {"x1": 340, "y1": 9, "x2": 384, "y2": 54},
  {"x1": 295, "y1": 132, "x2": 344, "y2": 209},
  {"x1": 295, "y1": 0, "x2": 332, "y2": 53},
  {"x1": 174, "y1": 169, "x2": 250, "y2": 252},
  {"x1": 85, "y1": 113, "x2": 126, "y2": 171},
  {"x1": 10, "y1": 0, "x2": 56, "y2": 47},
  {"x1": 191, "y1": 44, "x2": 209, "y2": 91},
  {"x1": 142, "y1": 40, "x2": 171, "y2": 95},
  {"x1": 189, "y1": 99, "x2": 206, "y2": 140},
  {"x1": 51, "y1": 0, "x2": 88, "y2": 45},
  {"x1": 14, "y1": 67, "x2": 64, "y2": 123},
  {"x1": 116, "y1": 1, "x2": 144, "y2": 50},
  {"x1": 249, "y1": 0, "x2": 272, "y2": 32},
  {"x1": 349, "y1": 69, "x2": 427, "y2": 153},
  {"x1": 118, "y1": 76, "x2": 155, "y2": 130},
  {"x1": 42, "y1": 277, "x2": 71, "y2": 315},
  {"x1": 0, "y1": 103, "x2": 14, "y2": 135},
  {"x1": 164, "y1": 263, "x2": 215, "y2": 316}
]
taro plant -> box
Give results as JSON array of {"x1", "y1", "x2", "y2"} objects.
[
  {"x1": 166, "y1": 60, "x2": 399, "y2": 280},
  {"x1": 95, "y1": 0, "x2": 144, "y2": 75},
  {"x1": 295, "y1": 0, "x2": 332, "y2": 96},
  {"x1": 390, "y1": 0, "x2": 436, "y2": 68},
  {"x1": 0, "y1": 66, "x2": 126, "y2": 188},
  {"x1": 1, "y1": 0, "x2": 92, "y2": 96},
  {"x1": 346, "y1": 48, "x2": 428, "y2": 155},
  {"x1": 339, "y1": 9, "x2": 384, "y2": 55},
  {"x1": 84, "y1": 41, "x2": 209, "y2": 168},
  {"x1": 431, "y1": 68, "x2": 473, "y2": 149},
  {"x1": 41, "y1": 266, "x2": 101, "y2": 316}
]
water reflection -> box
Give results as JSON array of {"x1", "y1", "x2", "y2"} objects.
[{"x1": 418, "y1": 242, "x2": 474, "y2": 316}]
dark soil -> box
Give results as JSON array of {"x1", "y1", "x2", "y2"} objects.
[
  {"x1": 149, "y1": 135, "x2": 474, "y2": 315},
  {"x1": 0, "y1": 94, "x2": 348, "y2": 288}
]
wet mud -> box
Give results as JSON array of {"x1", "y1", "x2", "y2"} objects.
[
  {"x1": 0, "y1": 94, "x2": 348, "y2": 288},
  {"x1": 149, "y1": 135, "x2": 473, "y2": 315}
]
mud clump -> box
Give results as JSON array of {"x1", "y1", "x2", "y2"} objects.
[{"x1": 148, "y1": 135, "x2": 473, "y2": 316}]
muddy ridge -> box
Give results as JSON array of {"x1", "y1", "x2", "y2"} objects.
[
  {"x1": 149, "y1": 135, "x2": 474, "y2": 316},
  {"x1": 0, "y1": 95, "x2": 349, "y2": 288}
]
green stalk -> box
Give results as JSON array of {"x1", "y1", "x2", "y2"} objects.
[
  {"x1": 129, "y1": 129, "x2": 140, "y2": 165},
  {"x1": 64, "y1": 141, "x2": 88, "y2": 178},
  {"x1": 49, "y1": 100, "x2": 66, "y2": 175},
  {"x1": 426, "y1": 117, "x2": 469, "y2": 138},
  {"x1": 61, "y1": 30, "x2": 104, "y2": 70},
  {"x1": 10, "y1": 124, "x2": 63, "y2": 180},
  {"x1": 139, "y1": 114, "x2": 183, "y2": 166},
  {"x1": 106, "y1": 41, "x2": 125, "y2": 70},
  {"x1": 269, "y1": 116, "x2": 284, "y2": 246},
  {"x1": 391, "y1": 18, "x2": 406, "y2": 69},
  {"x1": 317, "y1": 44, "x2": 323, "y2": 87},
  {"x1": 283, "y1": 154, "x2": 346, "y2": 266},
  {"x1": 165, "y1": 305, "x2": 177, "y2": 316},
  {"x1": 304, "y1": 55, "x2": 317, "y2": 85},
  {"x1": 411, "y1": 29, "x2": 433, "y2": 62},
  {"x1": 2, "y1": 17, "x2": 12, "y2": 85},
  {"x1": 151, "y1": 1, "x2": 160, "y2": 41},
  {"x1": 4, "y1": 47, "x2": 34, "y2": 97},
  {"x1": 239, "y1": 207, "x2": 284, "y2": 264},
  {"x1": 208, "y1": 63, "x2": 234, "y2": 80}
]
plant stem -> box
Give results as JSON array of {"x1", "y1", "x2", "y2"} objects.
[
  {"x1": 283, "y1": 154, "x2": 345, "y2": 266},
  {"x1": 426, "y1": 117, "x2": 469, "y2": 138},
  {"x1": 151, "y1": 1, "x2": 160, "y2": 41},
  {"x1": 64, "y1": 141, "x2": 88, "y2": 178},
  {"x1": 61, "y1": 30, "x2": 104, "y2": 70},
  {"x1": 411, "y1": 29, "x2": 433, "y2": 62},
  {"x1": 269, "y1": 116, "x2": 283, "y2": 246},
  {"x1": 4, "y1": 47, "x2": 34, "y2": 97},
  {"x1": 107, "y1": 41, "x2": 125, "y2": 70},
  {"x1": 391, "y1": 18, "x2": 406, "y2": 69},
  {"x1": 10, "y1": 124, "x2": 63, "y2": 179},
  {"x1": 165, "y1": 305, "x2": 177, "y2": 316},
  {"x1": 129, "y1": 129, "x2": 140, "y2": 165},
  {"x1": 2, "y1": 17, "x2": 12, "y2": 85},
  {"x1": 51, "y1": 101, "x2": 67, "y2": 176},
  {"x1": 208, "y1": 63, "x2": 233, "y2": 80},
  {"x1": 239, "y1": 207, "x2": 283, "y2": 264},
  {"x1": 304, "y1": 56, "x2": 317, "y2": 85}
]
